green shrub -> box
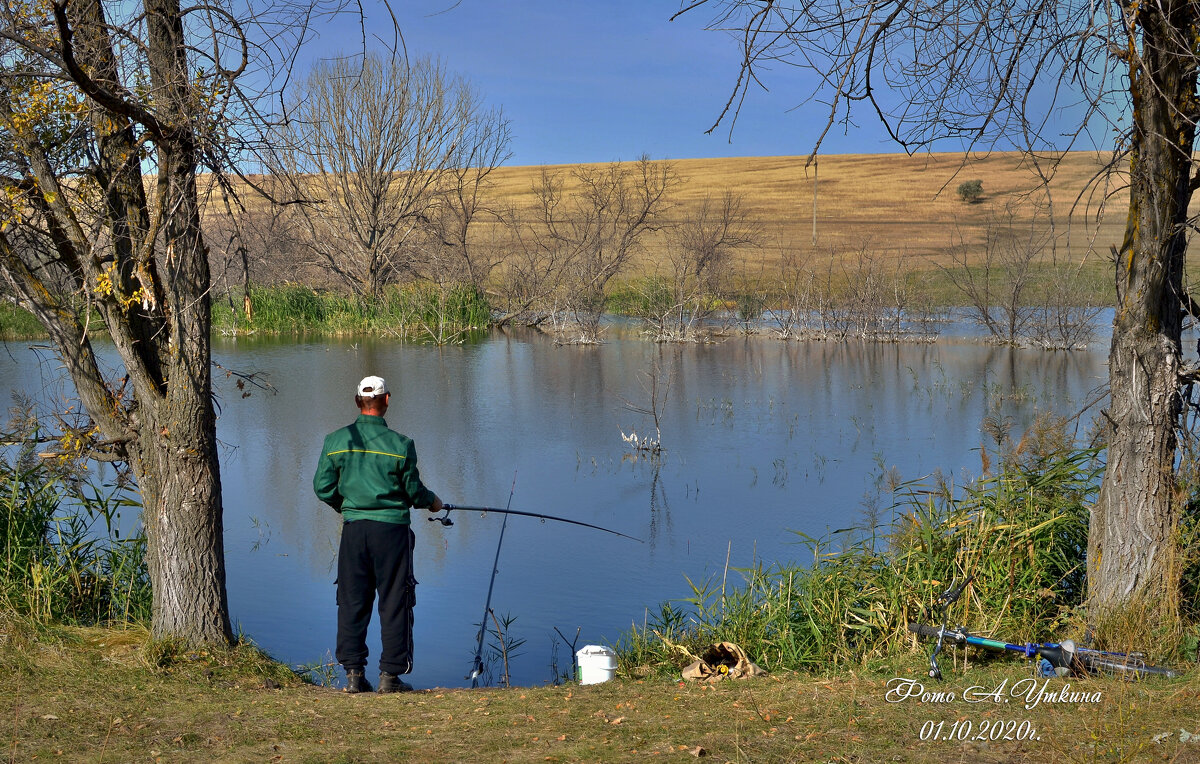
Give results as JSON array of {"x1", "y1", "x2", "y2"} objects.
[
  {"x1": 736, "y1": 293, "x2": 765, "y2": 323},
  {"x1": 957, "y1": 179, "x2": 984, "y2": 203}
]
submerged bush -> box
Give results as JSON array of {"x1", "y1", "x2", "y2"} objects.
[
  {"x1": 1, "y1": 439, "x2": 150, "y2": 625},
  {"x1": 618, "y1": 448, "x2": 1102, "y2": 676}
]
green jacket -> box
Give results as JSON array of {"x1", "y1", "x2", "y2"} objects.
[{"x1": 313, "y1": 414, "x2": 437, "y2": 524}]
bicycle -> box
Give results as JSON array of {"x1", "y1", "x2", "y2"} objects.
[{"x1": 908, "y1": 576, "x2": 1180, "y2": 680}]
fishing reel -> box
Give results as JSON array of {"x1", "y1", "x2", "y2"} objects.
[{"x1": 428, "y1": 507, "x2": 454, "y2": 527}]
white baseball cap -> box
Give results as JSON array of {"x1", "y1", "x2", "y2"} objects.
[{"x1": 356, "y1": 375, "x2": 388, "y2": 398}]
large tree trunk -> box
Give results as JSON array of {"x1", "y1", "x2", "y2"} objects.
[
  {"x1": 134, "y1": 414, "x2": 230, "y2": 641},
  {"x1": 1089, "y1": 3, "x2": 1197, "y2": 630}
]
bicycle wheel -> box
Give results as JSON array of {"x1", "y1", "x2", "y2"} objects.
[{"x1": 1079, "y1": 651, "x2": 1180, "y2": 679}]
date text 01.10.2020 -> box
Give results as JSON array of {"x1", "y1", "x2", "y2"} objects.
[{"x1": 919, "y1": 719, "x2": 1039, "y2": 742}]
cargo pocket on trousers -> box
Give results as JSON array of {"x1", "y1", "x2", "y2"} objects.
[{"x1": 404, "y1": 526, "x2": 418, "y2": 606}]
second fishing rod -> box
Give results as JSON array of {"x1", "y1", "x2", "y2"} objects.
[{"x1": 435, "y1": 480, "x2": 642, "y2": 687}]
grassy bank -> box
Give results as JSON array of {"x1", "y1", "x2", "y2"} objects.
[{"x1": 1, "y1": 615, "x2": 1198, "y2": 763}]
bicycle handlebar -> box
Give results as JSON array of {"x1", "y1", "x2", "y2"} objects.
[
  {"x1": 909, "y1": 622, "x2": 940, "y2": 638},
  {"x1": 936, "y1": 574, "x2": 975, "y2": 607}
]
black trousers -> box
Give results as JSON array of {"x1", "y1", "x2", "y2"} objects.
[{"x1": 336, "y1": 520, "x2": 417, "y2": 675}]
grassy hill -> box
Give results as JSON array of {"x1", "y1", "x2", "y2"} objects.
[{"x1": 483, "y1": 151, "x2": 1129, "y2": 277}]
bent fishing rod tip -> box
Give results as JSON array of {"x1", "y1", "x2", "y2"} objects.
[{"x1": 439, "y1": 503, "x2": 643, "y2": 543}]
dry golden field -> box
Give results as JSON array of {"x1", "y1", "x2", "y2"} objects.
[{"x1": 484, "y1": 151, "x2": 1130, "y2": 277}]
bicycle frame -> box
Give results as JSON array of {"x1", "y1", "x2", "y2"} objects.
[
  {"x1": 911, "y1": 577, "x2": 1179, "y2": 680},
  {"x1": 912, "y1": 622, "x2": 1077, "y2": 680}
]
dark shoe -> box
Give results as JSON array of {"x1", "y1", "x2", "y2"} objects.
[
  {"x1": 344, "y1": 669, "x2": 372, "y2": 694},
  {"x1": 377, "y1": 672, "x2": 413, "y2": 693}
]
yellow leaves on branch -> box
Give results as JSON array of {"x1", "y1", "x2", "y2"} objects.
[
  {"x1": 0, "y1": 183, "x2": 32, "y2": 233},
  {"x1": 6, "y1": 0, "x2": 55, "y2": 44},
  {"x1": 54, "y1": 425, "x2": 99, "y2": 461},
  {"x1": 2, "y1": 77, "x2": 86, "y2": 142},
  {"x1": 92, "y1": 262, "x2": 149, "y2": 312}
]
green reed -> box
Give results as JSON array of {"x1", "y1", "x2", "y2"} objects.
[
  {"x1": 0, "y1": 301, "x2": 44, "y2": 340},
  {"x1": 1, "y1": 441, "x2": 150, "y2": 626},
  {"x1": 618, "y1": 447, "x2": 1106, "y2": 676},
  {"x1": 211, "y1": 282, "x2": 493, "y2": 342}
]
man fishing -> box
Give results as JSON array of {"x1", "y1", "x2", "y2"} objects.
[{"x1": 313, "y1": 375, "x2": 443, "y2": 693}]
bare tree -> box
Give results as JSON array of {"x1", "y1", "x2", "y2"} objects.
[
  {"x1": 764, "y1": 245, "x2": 819, "y2": 339},
  {"x1": 940, "y1": 210, "x2": 1044, "y2": 344},
  {"x1": 570, "y1": 158, "x2": 679, "y2": 341},
  {"x1": 530, "y1": 157, "x2": 678, "y2": 343},
  {"x1": 205, "y1": 178, "x2": 320, "y2": 332},
  {"x1": 490, "y1": 178, "x2": 567, "y2": 327},
  {"x1": 942, "y1": 207, "x2": 1102, "y2": 348},
  {"x1": 835, "y1": 245, "x2": 912, "y2": 340},
  {"x1": 410, "y1": 99, "x2": 511, "y2": 290},
  {"x1": 676, "y1": 0, "x2": 1199, "y2": 634},
  {"x1": 275, "y1": 54, "x2": 509, "y2": 302},
  {"x1": 1027, "y1": 266, "x2": 1102, "y2": 350},
  {"x1": 641, "y1": 190, "x2": 757, "y2": 341}
]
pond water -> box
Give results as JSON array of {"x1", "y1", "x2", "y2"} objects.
[{"x1": 0, "y1": 326, "x2": 1110, "y2": 689}]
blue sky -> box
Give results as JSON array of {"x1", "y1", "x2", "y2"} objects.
[{"x1": 294, "y1": 1, "x2": 906, "y2": 166}]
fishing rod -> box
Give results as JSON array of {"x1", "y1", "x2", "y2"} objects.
[
  {"x1": 467, "y1": 474, "x2": 517, "y2": 687},
  {"x1": 430, "y1": 503, "x2": 643, "y2": 543}
]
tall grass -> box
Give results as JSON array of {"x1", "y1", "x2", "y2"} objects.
[
  {"x1": 1, "y1": 440, "x2": 150, "y2": 625},
  {"x1": 211, "y1": 283, "x2": 492, "y2": 342},
  {"x1": 618, "y1": 448, "x2": 1106, "y2": 676},
  {"x1": 0, "y1": 302, "x2": 43, "y2": 339}
]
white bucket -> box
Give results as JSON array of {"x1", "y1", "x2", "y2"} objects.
[{"x1": 576, "y1": 644, "x2": 617, "y2": 685}]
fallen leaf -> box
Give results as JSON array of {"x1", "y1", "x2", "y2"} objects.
[
  {"x1": 610, "y1": 716, "x2": 626, "y2": 725},
  {"x1": 689, "y1": 746, "x2": 707, "y2": 757},
  {"x1": 556, "y1": 734, "x2": 566, "y2": 741},
  {"x1": 40, "y1": 715, "x2": 58, "y2": 721}
]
